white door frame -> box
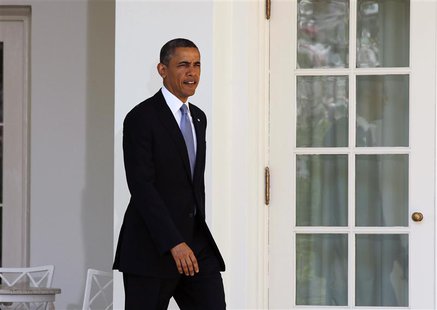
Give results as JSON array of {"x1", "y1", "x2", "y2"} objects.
[
  {"x1": 211, "y1": 1, "x2": 269, "y2": 308},
  {"x1": 0, "y1": 6, "x2": 30, "y2": 267}
]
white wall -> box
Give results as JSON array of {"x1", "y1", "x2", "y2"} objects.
[{"x1": 0, "y1": 0, "x2": 115, "y2": 308}]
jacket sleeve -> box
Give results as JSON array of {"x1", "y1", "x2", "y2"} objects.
[{"x1": 122, "y1": 110, "x2": 184, "y2": 254}]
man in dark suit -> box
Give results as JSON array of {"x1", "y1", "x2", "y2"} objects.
[{"x1": 113, "y1": 38, "x2": 226, "y2": 309}]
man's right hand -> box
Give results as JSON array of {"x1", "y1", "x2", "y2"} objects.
[{"x1": 170, "y1": 242, "x2": 199, "y2": 276}]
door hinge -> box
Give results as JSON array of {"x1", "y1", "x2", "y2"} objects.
[
  {"x1": 266, "y1": 0, "x2": 271, "y2": 20},
  {"x1": 265, "y1": 166, "x2": 270, "y2": 205}
]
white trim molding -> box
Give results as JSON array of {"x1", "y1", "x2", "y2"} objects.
[
  {"x1": 0, "y1": 6, "x2": 31, "y2": 267},
  {"x1": 212, "y1": 1, "x2": 269, "y2": 308}
]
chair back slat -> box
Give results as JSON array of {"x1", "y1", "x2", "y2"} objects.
[
  {"x1": 82, "y1": 269, "x2": 113, "y2": 310},
  {"x1": 0, "y1": 266, "x2": 54, "y2": 288},
  {"x1": 0, "y1": 272, "x2": 27, "y2": 287},
  {"x1": 27, "y1": 269, "x2": 51, "y2": 287}
]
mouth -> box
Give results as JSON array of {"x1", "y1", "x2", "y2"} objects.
[{"x1": 184, "y1": 81, "x2": 197, "y2": 85}]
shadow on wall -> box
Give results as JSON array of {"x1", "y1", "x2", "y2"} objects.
[{"x1": 71, "y1": 0, "x2": 115, "y2": 309}]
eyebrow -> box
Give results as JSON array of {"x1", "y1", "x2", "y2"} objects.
[{"x1": 178, "y1": 61, "x2": 201, "y2": 65}]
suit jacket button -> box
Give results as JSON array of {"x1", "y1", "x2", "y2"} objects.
[{"x1": 188, "y1": 212, "x2": 194, "y2": 218}]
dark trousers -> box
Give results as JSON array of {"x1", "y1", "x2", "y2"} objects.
[{"x1": 123, "y1": 219, "x2": 226, "y2": 310}]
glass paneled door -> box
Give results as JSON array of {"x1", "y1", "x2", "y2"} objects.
[{"x1": 269, "y1": 0, "x2": 436, "y2": 308}]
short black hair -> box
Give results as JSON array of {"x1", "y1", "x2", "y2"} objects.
[{"x1": 160, "y1": 38, "x2": 198, "y2": 66}]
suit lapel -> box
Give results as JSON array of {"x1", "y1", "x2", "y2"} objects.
[
  {"x1": 190, "y1": 104, "x2": 205, "y2": 183},
  {"x1": 152, "y1": 91, "x2": 192, "y2": 180}
]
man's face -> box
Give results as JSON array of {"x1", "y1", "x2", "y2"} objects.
[{"x1": 158, "y1": 47, "x2": 201, "y2": 102}]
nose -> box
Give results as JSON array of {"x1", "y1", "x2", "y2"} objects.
[
  {"x1": 186, "y1": 63, "x2": 200, "y2": 76},
  {"x1": 186, "y1": 65, "x2": 195, "y2": 76}
]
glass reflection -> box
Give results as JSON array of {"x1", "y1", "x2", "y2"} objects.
[
  {"x1": 356, "y1": 155, "x2": 408, "y2": 227},
  {"x1": 357, "y1": 0, "x2": 410, "y2": 67},
  {"x1": 297, "y1": 0, "x2": 349, "y2": 68},
  {"x1": 297, "y1": 76, "x2": 348, "y2": 147},
  {"x1": 296, "y1": 234, "x2": 348, "y2": 305},
  {"x1": 297, "y1": 155, "x2": 348, "y2": 226},
  {"x1": 356, "y1": 234, "x2": 408, "y2": 306},
  {"x1": 356, "y1": 75, "x2": 409, "y2": 147}
]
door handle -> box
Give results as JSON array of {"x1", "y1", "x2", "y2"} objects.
[{"x1": 411, "y1": 212, "x2": 424, "y2": 222}]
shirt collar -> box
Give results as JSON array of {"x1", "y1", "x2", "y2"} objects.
[{"x1": 161, "y1": 86, "x2": 189, "y2": 115}]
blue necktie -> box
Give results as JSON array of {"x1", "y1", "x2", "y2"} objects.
[{"x1": 180, "y1": 104, "x2": 196, "y2": 177}]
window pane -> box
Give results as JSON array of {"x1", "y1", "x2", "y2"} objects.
[
  {"x1": 357, "y1": 0, "x2": 410, "y2": 68},
  {"x1": 356, "y1": 75, "x2": 409, "y2": 147},
  {"x1": 356, "y1": 155, "x2": 408, "y2": 226},
  {"x1": 356, "y1": 234, "x2": 408, "y2": 306},
  {"x1": 297, "y1": 76, "x2": 348, "y2": 147},
  {"x1": 296, "y1": 234, "x2": 348, "y2": 305},
  {"x1": 297, "y1": 0, "x2": 349, "y2": 68},
  {"x1": 297, "y1": 155, "x2": 348, "y2": 226}
]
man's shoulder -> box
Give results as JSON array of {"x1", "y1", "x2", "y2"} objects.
[{"x1": 125, "y1": 91, "x2": 163, "y2": 120}]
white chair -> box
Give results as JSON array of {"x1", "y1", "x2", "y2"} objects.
[
  {"x1": 82, "y1": 269, "x2": 113, "y2": 310},
  {"x1": 0, "y1": 265, "x2": 54, "y2": 310}
]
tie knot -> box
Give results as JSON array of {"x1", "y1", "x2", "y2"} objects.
[{"x1": 180, "y1": 104, "x2": 189, "y2": 115}]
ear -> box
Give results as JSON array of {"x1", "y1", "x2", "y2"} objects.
[{"x1": 157, "y1": 63, "x2": 167, "y2": 79}]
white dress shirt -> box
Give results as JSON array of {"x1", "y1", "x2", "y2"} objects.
[{"x1": 161, "y1": 86, "x2": 197, "y2": 153}]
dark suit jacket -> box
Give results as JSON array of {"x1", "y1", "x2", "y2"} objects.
[{"x1": 113, "y1": 90, "x2": 225, "y2": 278}]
